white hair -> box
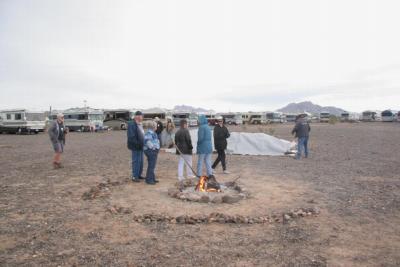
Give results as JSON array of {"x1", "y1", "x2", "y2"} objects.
[{"x1": 57, "y1": 113, "x2": 64, "y2": 119}]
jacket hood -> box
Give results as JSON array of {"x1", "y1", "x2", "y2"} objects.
[{"x1": 198, "y1": 115, "x2": 208, "y2": 125}]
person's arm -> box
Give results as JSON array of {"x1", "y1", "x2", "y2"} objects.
[
  {"x1": 308, "y1": 123, "x2": 311, "y2": 133},
  {"x1": 48, "y1": 122, "x2": 57, "y2": 142},
  {"x1": 145, "y1": 133, "x2": 155, "y2": 150},
  {"x1": 291, "y1": 124, "x2": 298, "y2": 136},
  {"x1": 185, "y1": 130, "x2": 193, "y2": 150},
  {"x1": 225, "y1": 126, "x2": 230, "y2": 138},
  {"x1": 197, "y1": 127, "x2": 204, "y2": 145}
]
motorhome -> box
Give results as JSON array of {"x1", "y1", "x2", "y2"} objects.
[
  {"x1": 319, "y1": 112, "x2": 331, "y2": 123},
  {"x1": 61, "y1": 107, "x2": 104, "y2": 132},
  {"x1": 172, "y1": 112, "x2": 198, "y2": 127},
  {"x1": 204, "y1": 112, "x2": 217, "y2": 125},
  {"x1": 340, "y1": 112, "x2": 359, "y2": 122},
  {"x1": 381, "y1": 110, "x2": 397, "y2": 122},
  {"x1": 0, "y1": 109, "x2": 47, "y2": 134},
  {"x1": 219, "y1": 113, "x2": 243, "y2": 125},
  {"x1": 285, "y1": 113, "x2": 298, "y2": 123},
  {"x1": 241, "y1": 112, "x2": 266, "y2": 124},
  {"x1": 103, "y1": 109, "x2": 134, "y2": 130},
  {"x1": 361, "y1": 110, "x2": 381, "y2": 122},
  {"x1": 143, "y1": 108, "x2": 172, "y2": 124},
  {"x1": 266, "y1": 112, "x2": 286, "y2": 123}
]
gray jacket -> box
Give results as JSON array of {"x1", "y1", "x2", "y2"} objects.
[
  {"x1": 292, "y1": 119, "x2": 311, "y2": 138},
  {"x1": 48, "y1": 121, "x2": 65, "y2": 144}
]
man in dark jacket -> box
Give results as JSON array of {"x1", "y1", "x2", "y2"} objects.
[
  {"x1": 127, "y1": 111, "x2": 145, "y2": 182},
  {"x1": 154, "y1": 117, "x2": 164, "y2": 143},
  {"x1": 212, "y1": 116, "x2": 230, "y2": 174},
  {"x1": 292, "y1": 114, "x2": 311, "y2": 160},
  {"x1": 48, "y1": 113, "x2": 66, "y2": 169},
  {"x1": 174, "y1": 119, "x2": 195, "y2": 180}
]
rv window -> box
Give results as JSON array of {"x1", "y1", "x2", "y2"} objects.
[
  {"x1": 6, "y1": 114, "x2": 11, "y2": 120},
  {"x1": 78, "y1": 114, "x2": 88, "y2": 120},
  {"x1": 15, "y1": 113, "x2": 22, "y2": 120}
]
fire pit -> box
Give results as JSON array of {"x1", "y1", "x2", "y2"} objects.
[{"x1": 168, "y1": 176, "x2": 249, "y2": 204}]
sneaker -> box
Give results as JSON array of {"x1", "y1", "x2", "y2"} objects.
[
  {"x1": 178, "y1": 177, "x2": 185, "y2": 181},
  {"x1": 223, "y1": 170, "x2": 231, "y2": 174},
  {"x1": 138, "y1": 176, "x2": 146, "y2": 180},
  {"x1": 132, "y1": 178, "x2": 141, "y2": 183},
  {"x1": 154, "y1": 180, "x2": 160, "y2": 183},
  {"x1": 187, "y1": 175, "x2": 196, "y2": 179},
  {"x1": 146, "y1": 181, "x2": 156, "y2": 185}
]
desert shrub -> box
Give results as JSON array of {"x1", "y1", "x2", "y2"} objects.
[{"x1": 329, "y1": 116, "x2": 338, "y2": 125}]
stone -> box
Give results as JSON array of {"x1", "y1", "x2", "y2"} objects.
[
  {"x1": 168, "y1": 188, "x2": 180, "y2": 197},
  {"x1": 222, "y1": 194, "x2": 243, "y2": 204},
  {"x1": 199, "y1": 195, "x2": 210, "y2": 203},
  {"x1": 210, "y1": 194, "x2": 223, "y2": 204}
]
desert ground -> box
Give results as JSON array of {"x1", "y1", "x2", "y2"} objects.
[{"x1": 0, "y1": 122, "x2": 399, "y2": 266}]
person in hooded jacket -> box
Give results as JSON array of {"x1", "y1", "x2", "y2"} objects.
[
  {"x1": 212, "y1": 116, "x2": 230, "y2": 174},
  {"x1": 196, "y1": 114, "x2": 213, "y2": 177}
]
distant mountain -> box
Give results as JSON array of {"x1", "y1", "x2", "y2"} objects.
[
  {"x1": 277, "y1": 101, "x2": 345, "y2": 116},
  {"x1": 173, "y1": 105, "x2": 214, "y2": 113}
]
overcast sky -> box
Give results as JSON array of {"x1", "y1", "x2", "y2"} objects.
[{"x1": 1, "y1": 0, "x2": 399, "y2": 112}]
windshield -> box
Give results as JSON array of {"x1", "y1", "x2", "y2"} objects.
[
  {"x1": 382, "y1": 111, "x2": 393, "y2": 116},
  {"x1": 89, "y1": 114, "x2": 104, "y2": 120},
  {"x1": 173, "y1": 114, "x2": 189, "y2": 119}
]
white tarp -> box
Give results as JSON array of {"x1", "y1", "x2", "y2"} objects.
[{"x1": 177, "y1": 130, "x2": 293, "y2": 156}]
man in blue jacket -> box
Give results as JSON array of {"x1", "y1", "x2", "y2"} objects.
[
  {"x1": 127, "y1": 111, "x2": 145, "y2": 182},
  {"x1": 197, "y1": 115, "x2": 213, "y2": 177}
]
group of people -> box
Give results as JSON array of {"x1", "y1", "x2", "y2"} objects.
[
  {"x1": 127, "y1": 111, "x2": 231, "y2": 185},
  {"x1": 47, "y1": 111, "x2": 310, "y2": 177}
]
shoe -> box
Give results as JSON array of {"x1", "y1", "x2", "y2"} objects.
[
  {"x1": 187, "y1": 175, "x2": 196, "y2": 179},
  {"x1": 146, "y1": 181, "x2": 156, "y2": 185},
  {"x1": 223, "y1": 170, "x2": 230, "y2": 174},
  {"x1": 154, "y1": 180, "x2": 160, "y2": 183},
  {"x1": 132, "y1": 178, "x2": 141, "y2": 183},
  {"x1": 138, "y1": 176, "x2": 146, "y2": 180}
]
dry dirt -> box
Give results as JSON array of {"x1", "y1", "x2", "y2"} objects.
[{"x1": 0, "y1": 122, "x2": 399, "y2": 266}]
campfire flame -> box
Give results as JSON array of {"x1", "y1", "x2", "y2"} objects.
[{"x1": 195, "y1": 176, "x2": 221, "y2": 192}]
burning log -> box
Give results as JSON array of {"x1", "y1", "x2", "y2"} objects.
[{"x1": 195, "y1": 175, "x2": 221, "y2": 192}]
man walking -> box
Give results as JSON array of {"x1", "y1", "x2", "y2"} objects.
[
  {"x1": 127, "y1": 111, "x2": 145, "y2": 182},
  {"x1": 292, "y1": 114, "x2": 311, "y2": 160},
  {"x1": 48, "y1": 113, "x2": 66, "y2": 169},
  {"x1": 175, "y1": 119, "x2": 195, "y2": 181},
  {"x1": 212, "y1": 116, "x2": 231, "y2": 174}
]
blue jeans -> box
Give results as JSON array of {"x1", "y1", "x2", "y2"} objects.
[
  {"x1": 297, "y1": 137, "x2": 309, "y2": 159},
  {"x1": 197, "y1": 153, "x2": 213, "y2": 176},
  {"x1": 131, "y1": 150, "x2": 144, "y2": 179},
  {"x1": 144, "y1": 149, "x2": 159, "y2": 183}
]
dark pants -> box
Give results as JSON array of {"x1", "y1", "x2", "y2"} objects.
[
  {"x1": 144, "y1": 149, "x2": 159, "y2": 183},
  {"x1": 212, "y1": 149, "x2": 226, "y2": 170},
  {"x1": 131, "y1": 150, "x2": 143, "y2": 179}
]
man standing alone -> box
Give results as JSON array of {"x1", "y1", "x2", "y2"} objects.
[
  {"x1": 212, "y1": 116, "x2": 231, "y2": 174},
  {"x1": 292, "y1": 114, "x2": 311, "y2": 160},
  {"x1": 48, "y1": 113, "x2": 66, "y2": 169},
  {"x1": 127, "y1": 111, "x2": 145, "y2": 182}
]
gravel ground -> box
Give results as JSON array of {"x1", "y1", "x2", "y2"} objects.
[{"x1": 0, "y1": 122, "x2": 399, "y2": 266}]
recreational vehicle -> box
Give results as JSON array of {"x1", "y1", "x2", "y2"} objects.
[
  {"x1": 361, "y1": 110, "x2": 381, "y2": 122},
  {"x1": 381, "y1": 110, "x2": 397, "y2": 122},
  {"x1": 266, "y1": 112, "x2": 286, "y2": 123},
  {"x1": 143, "y1": 108, "x2": 172, "y2": 124},
  {"x1": 319, "y1": 112, "x2": 330, "y2": 123},
  {"x1": 0, "y1": 109, "x2": 47, "y2": 134},
  {"x1": 285, "y1": 113, "x2": 298, "y2": 123},
  {"x1": 103, "y1": 109, "x2": 134, "y2": 130},
  {"x1": 172, "y1": 112, "x2": 198, "y2": 127},
  {"x1": 340, "y1": 112, "x2": 359, "y2": 122},
  {"x1": 242, "y1": 112, "x2": 266, "y2": 124},
  {"x1": 219, "y1": 113, "x2": 243, "y2": 125},
  {"x1": 62, "y1": 107, "x2": 104, "y2": 132}
]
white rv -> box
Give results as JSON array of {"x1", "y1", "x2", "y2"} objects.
[
  {"x1": 103, "y1": 109, "x2": 134, "y2": 130},
  {"x1": 381, "y1": 110, "x2": 398, "y2": 122},
  {"x1": 319, "y1": 112, "x2": 331, "y2": 123},
  {"x1": 0, "y1": 109, "x2": 47, "y2": 134},
  {"x1": 361, "y1": 110, "x2": 381, "y2": 122},
  {"x1": 266, "y1": 112, "x2": 286, "y2": 123},
  {"x1": 219, "y1": 113, "x2": 243, "y2": 125},
  {"x1": 143, "y1": 108, "x2": 172, "y2": 124},
  {"x1": 285, "y1": 113, "x2": 298, "y2": 123},
  {"x1": 61, "y1": 107, "x2": 104, "y2": 132},
  {"x1": 340, "y1": 112, "x2": 359, "y2": 122},
  {"x1": 172, "y1": 112, "x2": 198, "y2": 127},
  {"x1": 241, "y1": 112, "x2": 266, "y2": 124}
]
